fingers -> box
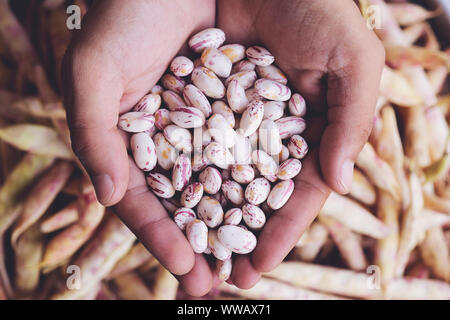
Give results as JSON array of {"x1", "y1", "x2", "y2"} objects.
[
  {"x1": 177, "y1": 254, "x2": 214, "y2": 297},
  {"x1": 62, "y1": 49, "x2": 129, "y2": 206},
  {"x1": 113, "y1": 157, "x2": 195, "y2": 276},
  {"x1": 320, "y1": 33, "x2": 385, "y2": 194},
  {"x1": 230, "y1": 255, "x2": 261, "y2": 289},
  {"x1": 251, "y1": 150, "x2": 330, "y2": 272}
]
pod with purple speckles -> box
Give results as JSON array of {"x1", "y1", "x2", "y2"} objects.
[
  {"x1": 188, "y1": 28, "x2": 226, "y2": 53},
  {"x1": 267, "y1": 179, "x2": 295, "y2": 210},
  {"x1": 197, "y1": 196, "x2": 224, "y2": 228},
  {"x1": 288, "y1": 135, "x2": 309, "y2": 159},
  {"x1": 146, "y1": 173, "x2": 175, "y2": 199},
  {"x1": 172, "y1": 154, "x2": 192, "y2": 191},
  {"x1": 275, "y1": 116, "x2": 306, "y2": 139},
  {"x1": 277, "y1": 158, "x2": 302, "y2": 180},
  {"x1": 186, "y1": 219, "x2": 208, "y2": 253},
  {"x1": 246, "y1": 46, "x2": 274, "y2": 66},
  {"x1": 133, "y1": 93, "x2": 161, "y2": 114},
  {"x1": 191, "y1": 67, "x2": 225, "y2": 99},
  {"x1": 118, "y1": 112, "x2": 155, "y2": 133},
  {"x1": 169, "y1": 107, "x2": 205, "y2": 129},
  {"x1": 180, "y1": 183, "x2": 204, "y2": 208},
  {"x1": 131, "y1": 133, "x2": 157, "y2": 171},
  {"x1": 208, "y1": 229, "x2": 232, "y2": 261},
  {"x1": 173, "y1": 208, "x2": 197, "y2": 230},
  {"x1": 242, "y1": 203, "x2": 266, "y2": 230},
  {"x1": 217, "y1": 225, "x2": 257, "y2": 254},
  {"x1": 170, "y1": 56, "x2": 194, "y2": 77},
  {"x1": 245, "y1": 177, "x2": 271, "y2": 205},
  {"x1": 255, "y1": 78, "x2": 291, "y2": 101}
]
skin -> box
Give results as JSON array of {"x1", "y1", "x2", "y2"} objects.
[{"x1": 62, "y1": 0, "x2": 384, "y2": 296}]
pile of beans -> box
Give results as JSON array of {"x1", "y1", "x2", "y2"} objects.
[{"x1": 118, "y1": 28, "x2": 308, "y2": 281}]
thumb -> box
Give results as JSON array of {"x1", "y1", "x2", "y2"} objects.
[
  {"x1": 320, "y1": 39, "x2": 385, "y2": 194},
  {"x1": 62, "y1": 49, "x2": 129, "y2": 206}
]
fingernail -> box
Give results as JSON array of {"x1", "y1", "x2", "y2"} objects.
[
  {"x1": 339, "y1": 160, "x2": 354, "y2": 194},
  {"x1": 91, "y1": 174, "x2": 114, "y2": 205}
]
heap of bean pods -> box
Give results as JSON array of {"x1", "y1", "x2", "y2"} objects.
[{"x1": 117, "y1": 28, "x2": 308, "y2": 281}]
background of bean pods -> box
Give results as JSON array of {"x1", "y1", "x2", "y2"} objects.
[{"x1": 0, "y1": 0, "x2": 449, "y2": 300}]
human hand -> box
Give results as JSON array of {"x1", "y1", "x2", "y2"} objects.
[
  {"x1": 216, "y1": 0, "x2": 385, "y2": 288},
  {"x1": 62, "y1": 0, "x2": 218, "y2": 296}
]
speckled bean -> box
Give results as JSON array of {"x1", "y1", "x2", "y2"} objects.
[
  {"x1": 219, "y1": 44, "x2": 246, "y2": 63},
  {"x1": 255, "y1": 78, "x2": 291, "y2": 101},
  {"x1": 263, "y1": 101, "x2": 285, "y2": 121},
  {"x1": 288, "y1": 135, "x2": 308, "y2": 159},
  {"x1": 239, "y1": 100, "x2": 264, "y2": 137},
  {"x1": 208, "y1": 114, "x2": 237, "y2": 148},
  {"x1": 245, "y1": 177, "x2": 271, "y2": 205},
  {"x1": 201, "y1": 48, "x2": 232, "y2": 78},
  {"x1": 227, "y1": 79, "x2": 249, "y2": 114},
  {"x1": 133, "y1": 93, "x2": 161, "y2": 114},
  {"x1": 154, "y1": 109, "x2": 172, "y2": 130},
  {"x1": 288, "y1": 93, "x2": 306, "y2": 117},
  {"x1": 118, "y1": 112, "x2": 155, "y2": 133},
  {"x1": 162, "y1": 90, "x2": 186, "y2": 111},
  {"x1": 186, "y1": 219, "x2": 208, "y2": 253},
  {"x1": 161, "y1": 74, "x2": 186, "y2": 95},
  {"x1": 221, "y1": 180, "x2": 244, "y2": 206},
  {"x1": 231, "y1": 60, "x2": 256, "y2": 74},
  {"x1": 217, "y1": 225, "x2": 257, "y2": 254},
  {"x1": 231, "y1": 133, "x2": 252, "y2": 165},
  {"x1": 216, "y1": 258, "x2": 232, "y2": 281},
  {"x1": 231, "y1": 164, "x2": 255, "y2": 184},
  {"x1": 204, "y1": 142, "x2": 235, "y2": 169},
  {"x1": 169, "y1": 107, "x2": 205, "y2": 128},
  {"x1": 211, "y1": 101, "x2": 235, "y2": 128},
  {"x1": 259, "y1": 119, "x2": 282, "y2": 155},
  {"x1": 225, "y1": 70, "x2": 257, "y2": 89},
  {"x1": 256, "y1": 64, "x2": 288, "y2": 84},
  {"x1": 246, "y1": 46, "x2": 274, "y2": 66},
  {"x1": 191, "y1": 67, "x2": 225, "y2": 99},
  {"x1": 163, "y1": 124, "x2": 192, "y2": 153},
  {"x1": 199, "y1": 166, "x2": 222, "y2": 194},
  {"x1": 183, "y1": 84, "x2": 212, "y2": 117},
  {"x1": 252, "y1": 150, "x2": 278, "y2": 176},
  {"x1": 172, "y1": 154, "x2": 192, "y2": 191},
  {"x1": 277, "y1": 158, "x2": 302, "y2": 180},
  {"x1": 242, "y1": 203, "x2": 266, "y2": 230},
  {"x1": 153, "y1": 133, "x2": 177, "y2": 170},
  {"x1": 173, "y1": 208, "x2": 197, "y2": 231},
  {"x1": 180, "y1": 183, "x2": 204, "y2": 208},
  {"x1": 275, "y1": 116, "x2": 306, "y2": 139},
  {"x1": 267, "y1": 179, "x2": 295, "y2": 210},
  {"x1": 188, "y1": 28, "x2": 226, "y2": 53},
  {"x1": 208, "y1": 229, "x2": 232, "y2": 261},
  {"x1": 224, "y1": 208, "x2": 243, "y2": 225},
  {"x1": 197, "y1": 196, "x2": 224, "y2": 228},
  {"x1": 170, "y1": 56, "x2": 194, "y2": 77},
  {"x1": 131, "y1": 133, "x2": 157, "y2": 171},
  {"x1": 146, "y1": 173, "x2": 175, "y2": 199}
]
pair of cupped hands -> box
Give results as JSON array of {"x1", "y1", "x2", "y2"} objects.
[{"x1": 62, "y1": 0, "x2": 384, "y2": 296}]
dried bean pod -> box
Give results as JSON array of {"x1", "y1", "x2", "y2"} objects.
[
  {"x1": 256, "y1": 64, "x2": 288, "y2": 84},
  {"x1": 219, "y1": 44, "x2": 246, "y2": 63},
  {"x1": 188, "y1": 28, "x2": 226, "y2": 53},
  {"x1": 161, "y1": 74, "x2": 186, "y2": 95},
  {"x1": 169, "y1": 106, "x2": 205, "y2": 128},
  {"x1": 197, "y1": 196, "x2": 224, "y2": 228},
  {"x1": 173, "y1": 208, "x2": 197, "y2": 230},
  {"x1": 224, "y1": 208, "x2": 243, "y2": 225},
  {"x1": 231, "y1": 164, "x2": 255, "y2": 184},
  {"x1": 201, "y1": 48, "x2": 232, "y2": 78},
  {"x1": 255, "y1": 78, "x2": 291, "y2": 101},
  {"x1": 170, "y1": 56, "x2": 194, "y2": 77},
  {"x1": 146, "y1": 173, "x2": 176, "y2": 199},
  {"x1": 289, "y1": 93, "x2": 306, "y2": 117},
  {"x1": 183, "y1": 84, "x2": 212, "y2": 117},
  {"x1": 267, "y1": 179, "x2": 295, "y2": 210},
  {"x1": 288, "y1": 135, "x2": 309, "y2": 159},
  {"x1": 259, "y1": 119, "x2": 282, "y2": 155},
  {"x1": 180, "y1": 183, "x2": 204, "y2": 208},
  {"x1": 246, "y1": 46, "x2": 275, "y2": 66},
  {"x1": 245, "y1": 177, "x2": 271, "y2": 205},
  {"x1": 204, "y1": 142, "x2": 235, "y2": 170},
  {"x1": 275, "y1": 116, "x2": 306, "y2": 139},
  {"x1": 239, "y1": 100, "x2": 264, "y2": 137},
  {"x1": 199, "y1": 167, "x2": 222, "y2": 194},
  {"x1": 133, "y1": 93, "x2": 161, "y2": 114},
  {"x1": 154, "y1": 109, "x2": 172, "y2": 130},
  {"x1": 172, "y1": 154, "x2": 192, "y2": 191},
  {"x1": 208, "y1": 229, "x2": 232, "y2": 261},
  {"x1": 191, "y1": 67, "x2": 225, "y2": 99},
  {"x1": 186, "y1": 219, "x2": 208, "y2": 253},
  {"x1": 277, "y1": 158, "x2": 302, "y2": 180},
  {"x1": 217, "y1": 225, "x2": 257, "y2": 254},
  {"x1": 162, "y1": 90, "x2": 186, "y2": 111},
  {"x1": 118, "y1": 112, "x2": 155, "y2": 133},
  {"x1": 242, "y1": 203, "x2": 267, "y2": 230},
  {"x1": 252, "y1": 150, "x2": 278, "y2": 176},
  {"x1": 221, "y1": 180, "x2": 245, "y2": 206},
  {"x1": 131, "y1": 133, "x2": 157, "y2": 171}
]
